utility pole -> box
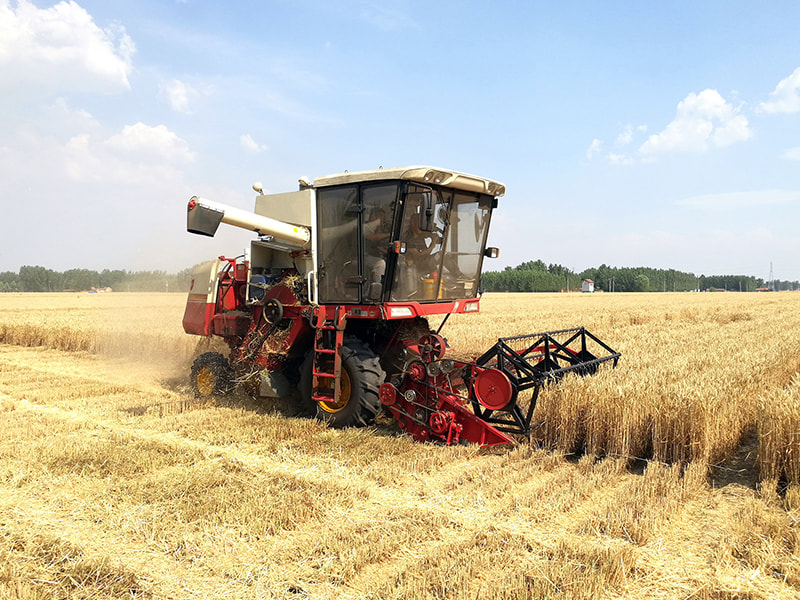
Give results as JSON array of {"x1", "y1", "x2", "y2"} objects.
[{"x1": 770, "y1": 261, "x2": 774, "y2": 291}]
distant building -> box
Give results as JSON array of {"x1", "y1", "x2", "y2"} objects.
[{"x1": 581, "y1": 279, "x2": 594, "y2": 293}]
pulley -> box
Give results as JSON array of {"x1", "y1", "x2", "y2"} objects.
[{"x1": 473, "y1": 368, "x2": 513, "y2": 411}]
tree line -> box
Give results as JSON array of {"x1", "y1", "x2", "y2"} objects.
[
  {"x1": 0, "y1": 266, "x2": 193, "y2": 293},
  {"x1": 482, "y1": 260, "x2": 799, "y2": 293},
  {"x1": 2, "y1": 260, "x2": 797, "y2": 294}
]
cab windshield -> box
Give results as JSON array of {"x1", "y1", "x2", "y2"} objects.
[
  {"x1": 316, "y1": 181, "x2": 493, "y2": 304},
  {"x1": 391, "y1": 186, "x2": 492, "y2": 301}
]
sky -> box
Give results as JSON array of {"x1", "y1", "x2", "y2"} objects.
[{"x1": 1, "y1": 0, "x2": 799, "y2": 281}]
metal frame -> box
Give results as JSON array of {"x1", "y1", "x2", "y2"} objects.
[{"x1": 469, "y1": 327, "x2": 621, "y2": 436}]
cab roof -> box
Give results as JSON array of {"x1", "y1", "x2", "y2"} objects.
[{"x1": 312, "y1": 166, "x2": 505, "y2": 198}]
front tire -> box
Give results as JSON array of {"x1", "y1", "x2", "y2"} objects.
[
  {"x1": 299, "y1": 336, "x2": 385, "y2": 428},
  {"x1": 191, "y1": 352, "x2": 233, "y2": 397}
]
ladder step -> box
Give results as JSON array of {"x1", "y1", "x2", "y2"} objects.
[{"x1": 311, "y1": 308, "x2": 344, "y2": 404}]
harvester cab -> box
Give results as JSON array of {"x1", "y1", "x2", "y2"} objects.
[{"x1": 183, "y1": 166, "x2": 620, "y2": 446}]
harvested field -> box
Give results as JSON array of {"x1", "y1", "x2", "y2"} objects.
[{"x1": 1, "y1": 291, "x2": 800, "y2": 598}]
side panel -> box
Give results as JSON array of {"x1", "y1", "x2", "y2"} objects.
[
  {"x1": 183, "y1": 295, "x2": 214, "y2": 336},
  {"x1": 182, "y1": 260, "x2": 222, "y2": 336},
  {"x1": 254, "y1": 189, "x2": 313, "y2": 227},
  {"x1": 212, "y1": 313, "x2": 251, "y2": 337}
]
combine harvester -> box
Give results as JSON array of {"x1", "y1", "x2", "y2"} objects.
[{"x1": 182, "y1": 166, "x2": 620, "y2": 446}]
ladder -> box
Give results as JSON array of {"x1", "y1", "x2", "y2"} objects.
[{"x1": 311, "y1": 305, "x2": 346, "y2": 404}]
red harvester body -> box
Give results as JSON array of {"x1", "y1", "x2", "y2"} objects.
[{"x1": 182, "y1": 166, "x2": 620, "y2": 446}]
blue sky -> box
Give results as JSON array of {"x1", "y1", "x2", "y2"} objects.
[{"x1": 1, "y1": 0, "x2": 799, "y2": 281}]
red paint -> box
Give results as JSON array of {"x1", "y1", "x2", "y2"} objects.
[
  {"x1": 473, "y1": 368, "x2": 513, "y2": 411},
  {"x1": 182, "y1": 299, "x2": 214, "y2": 336}
]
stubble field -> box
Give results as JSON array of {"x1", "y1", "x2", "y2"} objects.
[{"x1": 1, "y1": 291, "x2": 800, "y2": 599}]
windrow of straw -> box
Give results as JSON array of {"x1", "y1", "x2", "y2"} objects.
[{"x1": 0, "y1": 293, "x2": 198, "y2": 365}]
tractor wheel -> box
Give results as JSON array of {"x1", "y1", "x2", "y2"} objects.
[
  {"x1": 191, "y1": 352, "x2": 233, "y2": 397},
  {"x1": 299, "y1": 336, "x2": 385, "y2": 428}
]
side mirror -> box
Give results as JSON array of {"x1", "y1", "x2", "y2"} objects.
[{"x1": 484, "y1": 247, "x2": 500, "y2": 258}]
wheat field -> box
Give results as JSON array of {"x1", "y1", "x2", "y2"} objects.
[{"x1": 1, "y1": 291, "x2": 800, "y2": 599}]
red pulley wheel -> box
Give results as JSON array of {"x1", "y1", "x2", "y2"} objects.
[
  {"x1": 429, "y1": 411, "x2": 449, "y2": 434},
  {"x1": 406, "y1": 360, "x2": 428, "y2": 383},
  {"x1": 418, "y1": 333, "x2": 447, "y2": 362},
  {"x1": 473, "y1": 368, "x2": 513, "y2": 411},
  {"x1": 379, "y1": 383, "x2": 396, "y2": 406}
]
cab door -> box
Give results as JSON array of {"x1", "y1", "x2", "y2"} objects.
[{"x1": 316, "y1": 183, "x2": 399, "y2": 304}]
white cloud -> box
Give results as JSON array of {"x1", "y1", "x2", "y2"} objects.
[
  {"x1": 104, "y1": 122, "x2": 195, "y2": 164},
  {"x1": 42, "y1": 97, "x2": 100, "y2": 134},
  {"x1": 676, "y1": 190, "x2": 799, "y2": 211},
  {"x1": 588, "y1": 125, "x2": 647, "y2": 164},
  {"x1": 757, "y1": 67, "x2": 800, "y2": 114},
  {"x1": 240, "y1": 134, "x2": 267, "y2": 153},
  {"x1": 0, "y1": 117, "x2": 215, "y2": 273},
  {"x1": 639, "y1": 89, "x2": 752, "y2": 156},
  {"x1": 586, "y1": 138, "x2": 602, "y2": 159},
  {"x1": 0, "y1": 0, "x2": 134, "y2": 94},
  {"x1": 782, "y1": 147, "x2": 800, "y2": 161},
  {"x1": 607, "y1": 153, "x2": 634, "y2": 166},
  {"x1": 159, "y1": 79, "x2": 195, "y2": 112},
  {"x1": 615, "y1": 126, "x2": 634, "y2": 146},
  {"x1": 44, "y1": 122, "x2": 196, "y2": 184}
]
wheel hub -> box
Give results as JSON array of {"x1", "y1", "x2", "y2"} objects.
[
  {"x1": 318, "y1": 369, "x2": 352, "y2": 413},
  {"x1": 196, "y1": 367, "x2": 215, "y2": 396}
]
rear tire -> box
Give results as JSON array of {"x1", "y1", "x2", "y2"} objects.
[
  {"x1": 299, "y1": 336, "x2": 385, "y2": 428},
  {"x1": 191, "y1": 352, "x2": 233, "y2": 397}
]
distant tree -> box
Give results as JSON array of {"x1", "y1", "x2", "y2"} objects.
[
  {"x1": 63, "y1": 268, "x2": 99, "y2": 291},
  {"x1": 698, "y1": 274, "x2": 759, "y2": 291},
  {"x1": 633, "y1": 273, "x2": 650, "y2": 292},
  {"x1": 0, "y1": 271, "x2": 19, "y2": 292},
  {"x1": 516, "y1": 260, "x2": 547, "y2": 272},
  {"x1": 99, "y1": 269, "x2": 127, "y2": 289},
  {"x1": 19, "y1": 265, "x2": 49, "y2": 292},
  {"x1": 486, "y1": 261, "x2": 707, "y2": 293}
]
